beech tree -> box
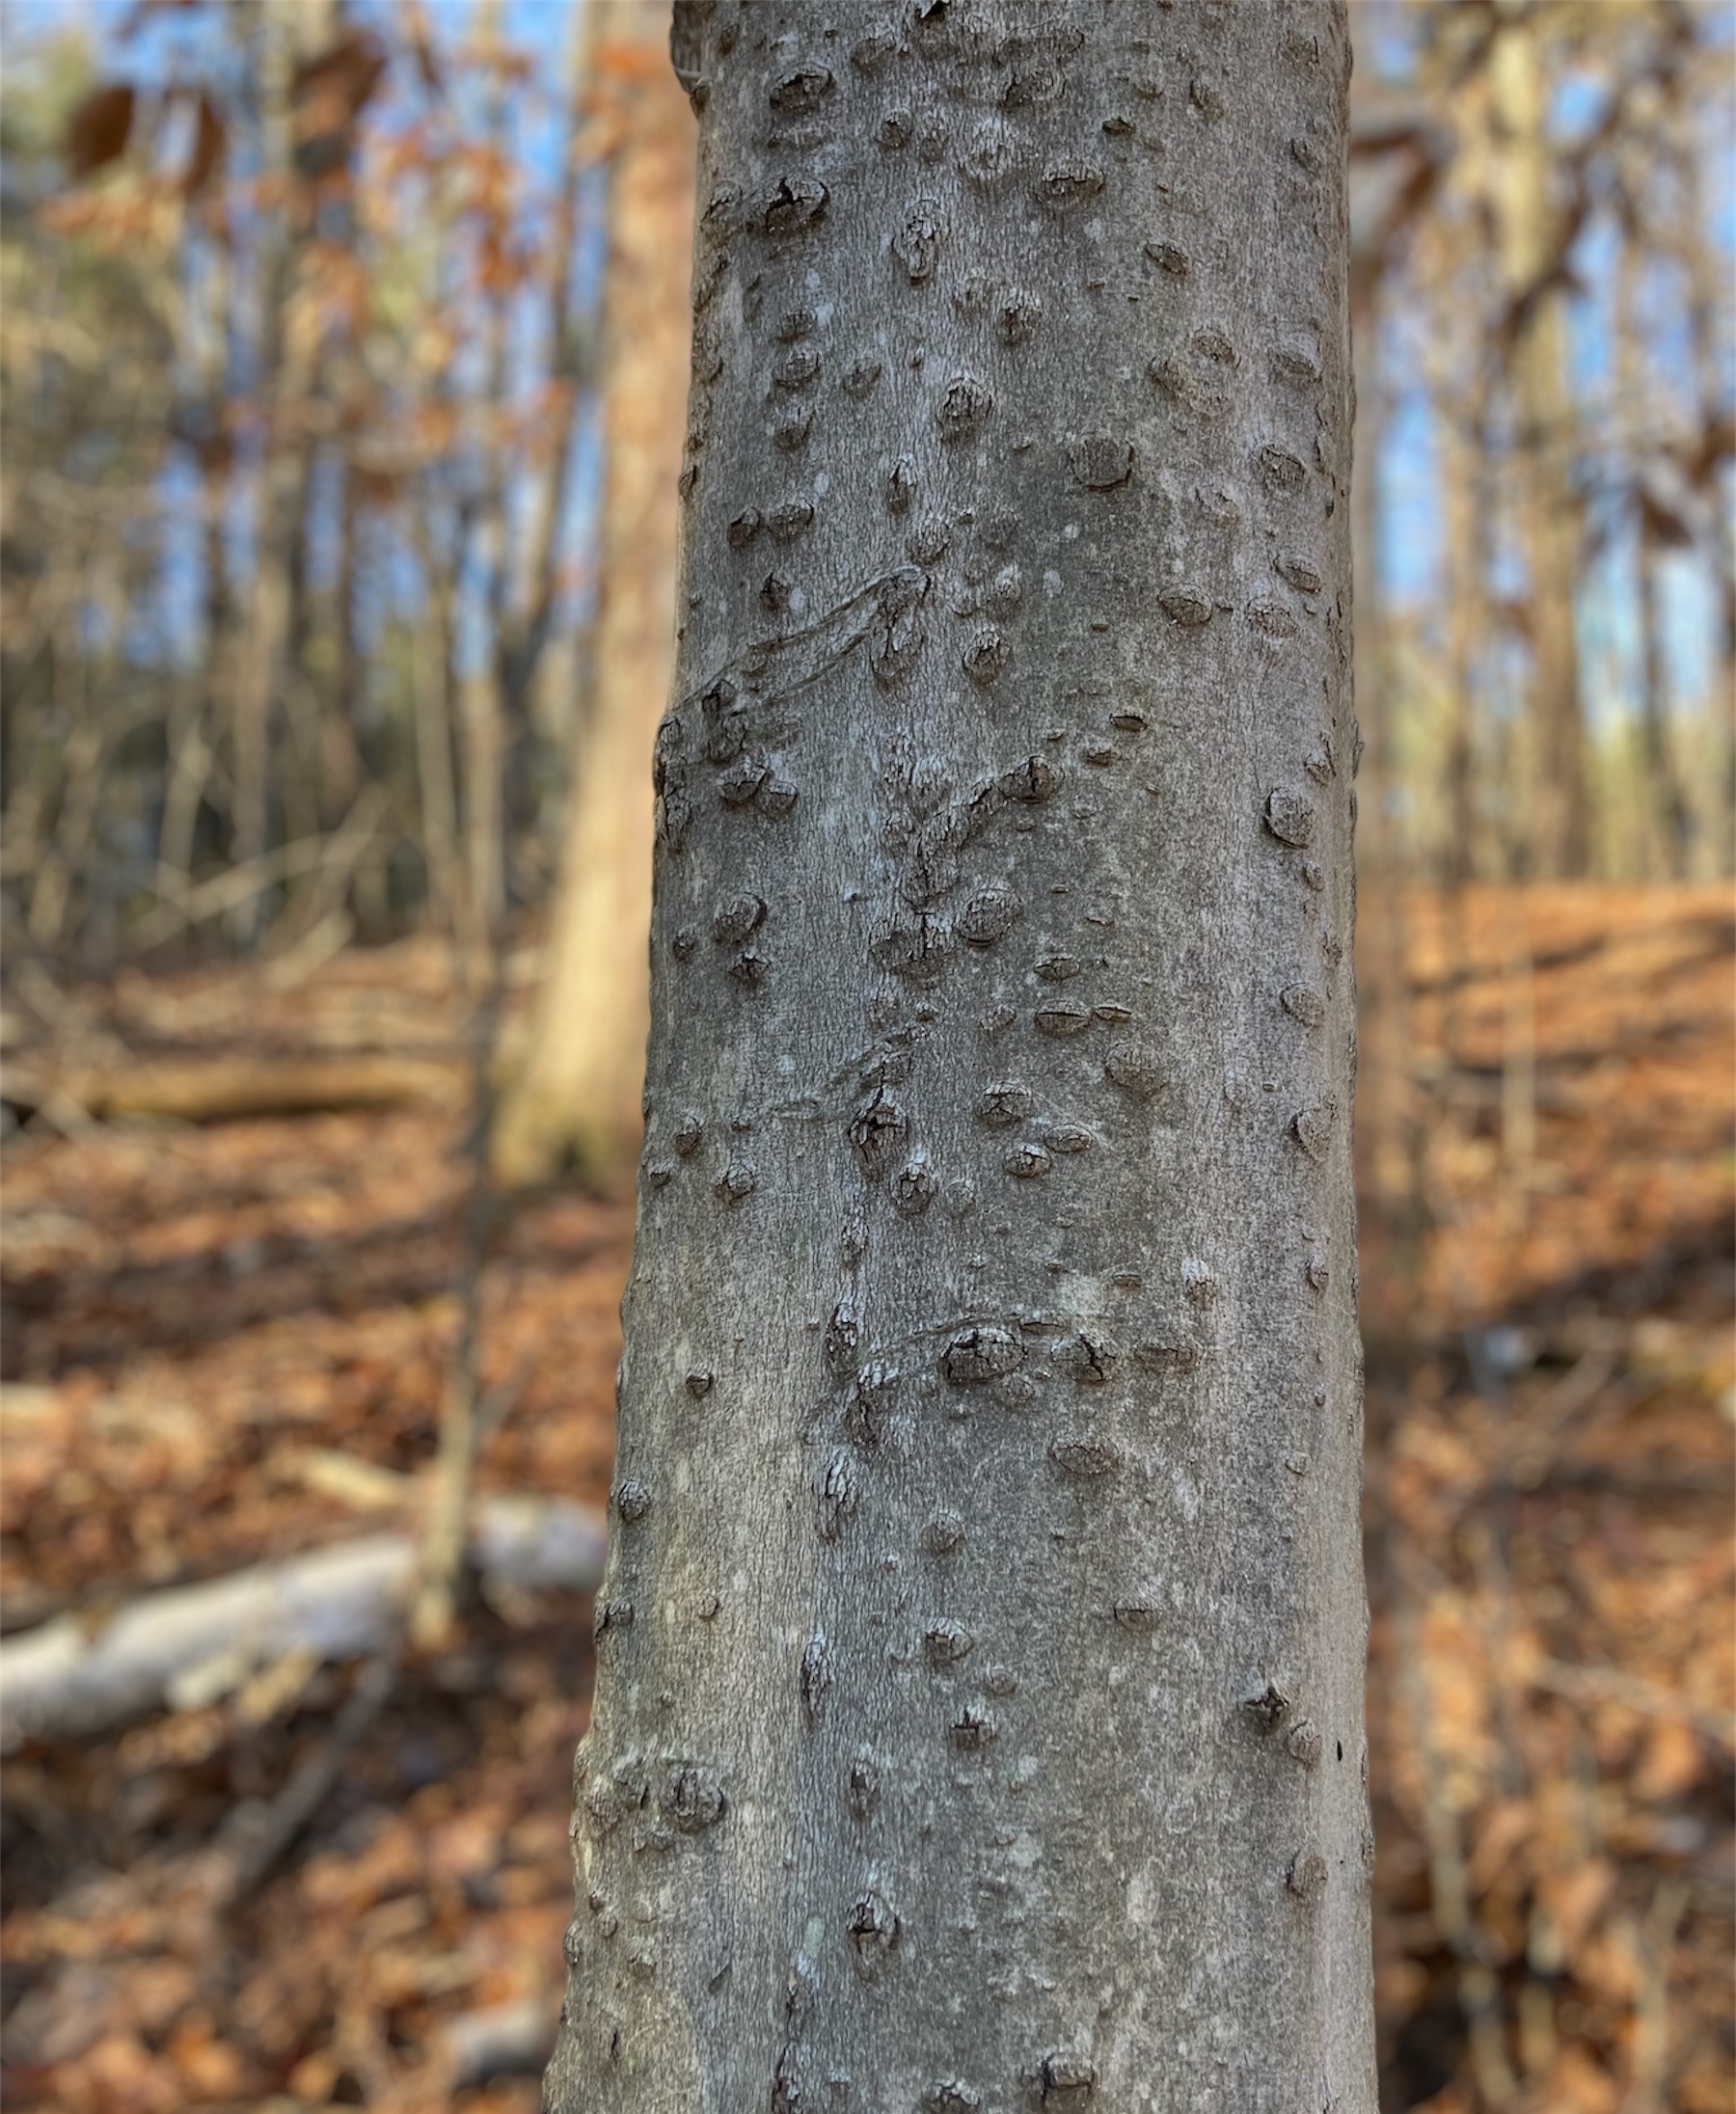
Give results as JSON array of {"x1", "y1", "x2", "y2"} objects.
[
  {"x1": 547, "y1": 3, "x2": 1373, "y2": 2108},
  {"x1": 494, "y1": 2, "x2": 697, "y2": 1185},
  {"x1": 1488, "y1": 1, "x2": 1590, "y2": 881}
]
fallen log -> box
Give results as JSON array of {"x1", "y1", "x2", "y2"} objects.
[
  {"x1": 0, "y1": 1494, "x2": 607, "y2": 1748},
  {"x1": 442, "y1": 1995, "x2": 558, "y2": 2091},
  {"x1": 1, "y1": 1051, "x2": 469, "y2": 1124}
]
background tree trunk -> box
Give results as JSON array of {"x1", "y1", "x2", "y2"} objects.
[
  {"x1": 495, "y1": 0, "x2": 599, "y2": 845},
  {"x1": 1616, "y1": 236, "x2": 1692, "y2": 881},
  {"x1": 492, "y1": 4, "x2": 695, "y2": 1187},
  {"x1": 1492, "y1": 4, "x2": 1591, "y2": 881},
  {"x1": 1437, "y1": 331, "x2": 1490, "y2": 893},
  {"x1": 1348, "y1": 265, "x2": 1423, "y2": 1331},
  {"x1": 547, "y1": 5, "x2": 1373, "y2": 2109},
  {"x1": 229, "y1": 0, "x2": 333, "y2": 946}
]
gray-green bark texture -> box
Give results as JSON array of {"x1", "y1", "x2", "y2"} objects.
[{"x1": 546, "y1": 4, "x2": 1372, "y2": 2110}]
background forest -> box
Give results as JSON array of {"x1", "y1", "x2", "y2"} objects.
[{"x1": 0, "y1": 4, "x2": 1731, "y2": 2112}]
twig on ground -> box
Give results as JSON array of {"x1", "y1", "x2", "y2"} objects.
[
  {"x1": 1620, "y1": 1879, "x2": 1690, "y2": 2114},
  {"x1": 208, "y1": 1651, "x2": 398, "y2": 1904}
]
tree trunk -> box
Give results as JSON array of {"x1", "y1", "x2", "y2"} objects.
[
  {"x1": 1439, "y1": 364, "x2": 1489, "y2": 891},
  {"x1": 458, "y1": 0, "x2": 512, "y2": 953},
  {"x1": 1635, "y1": 522, "x2": 1693, "y2": 881},
  {"x1": 1492, "y1": 6, "x2": 1591, "y2": 880},
  {"x1": 496, "y1": 1, "x2": 600, "y2": 832},
  {"x1": 548, "y1": 6, "x2": 1372, "y2": 2110},
  {"x1": 230, "y1": 0, "x2": 332, "y2": 945},
  {"x1": 1671, "y1": 88, "x2": 1735, "y2": 878},
  {"x1": 1348, "y1": 269, "x2": 1422, "y2": 1337},
  {"x1": 1616, "y1": 239, "x2": 1692, "y2": 882},
  {"x1": 492, "y1": 3, "x2": 695, "y2": 1187}
]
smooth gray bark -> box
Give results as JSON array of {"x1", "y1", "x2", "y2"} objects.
[{"x1": 548, "y1": 5, "x2": 1371, "y2": 2110}]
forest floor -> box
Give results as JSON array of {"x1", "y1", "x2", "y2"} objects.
[{"x1": 0, "y1": 882, "x2": 1730, "y2": 2113}]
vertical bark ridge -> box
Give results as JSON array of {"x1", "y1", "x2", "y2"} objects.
[{"x1": 547, "y1": 6, "x2": 1371, "y2": 2109}]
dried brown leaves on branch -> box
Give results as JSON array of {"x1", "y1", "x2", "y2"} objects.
[
  {"x1": 1, "y1": 2, "x2": 615, "y2": 964},
  {"x1": 3, "y1": 2, "x2": 1728, "y2": 974}
]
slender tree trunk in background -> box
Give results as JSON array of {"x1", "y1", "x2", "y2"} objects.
[
  {"x1": 228, "y1": 0, "x2": 285, "y2": 935},
  {"x1": 230, "y1": 0, "x2": 330, "y2": 945},
  {"x1": 1349, "y1": 278, "x2": 1420, "y2": 1332},
  {"x1": 493, "y1": 4, "x2": 693, "y2": 1187},
  {"x1": 1492, "y1": 6, "x2": 1590, "y2": 880},
  {"x1": 1434, "y1": 48, "x2": 1495, "y2": 903},
  {"x1": 547, "y1": 5, "x2": 1372, "y2": 2109},
  {"x1": 323, "y1": 463, "x2": 362, "y2": 820},
  {"x1": 1437, "y1": 391, "x2": 1490, "y2": 1084},
  {"x1": 410, "y1": 518, "x2": 464, "y2": 939},
  {"x1": 1441, "y1": 392, "x2": 1487, "y2": 891},
  {"x1": 1635, "y1": 529, "x2": 1693, "y2": 881},
  {"x1": 1675, "y1": 149, "x2": 1734, "y2": 879},
  {"x1": 424, "y1": 0, "x2": 516, "y2": 1635},
  {"x1": 496, "y1": 1, "x2": 599, "y2": 838},
  {"x1": 459, "y1": 0, "x2": 511, "y2": 952},
  {"x1": 27, "y1": 607, "x2": 109, "y2": 949},
  {"x1": 161, "y1": 463, "x2": 232, "y2": 890},
  {"x1": 1616, "y1": 239, "x2": 1691, "y2": 881}
]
